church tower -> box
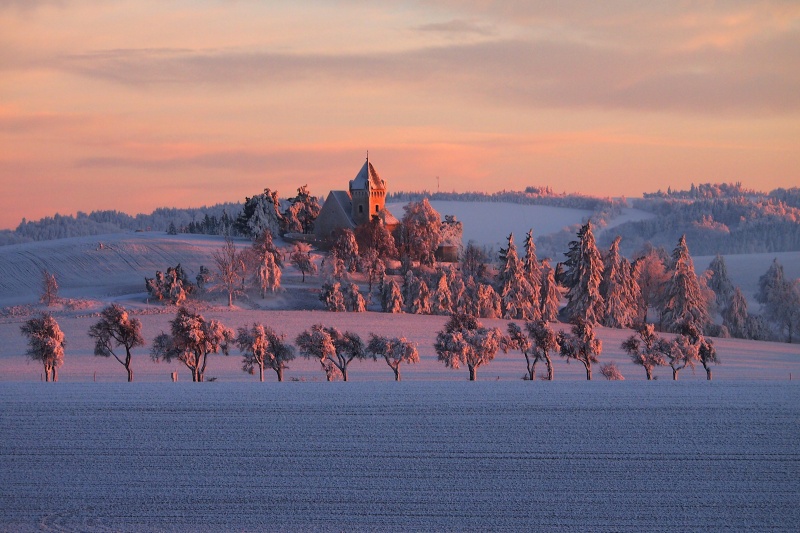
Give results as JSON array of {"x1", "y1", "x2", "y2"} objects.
[{"x1": 349, "y1": 154, "x2": 387, "y2": 226}]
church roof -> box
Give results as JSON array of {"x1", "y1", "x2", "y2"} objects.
[{"x1": 349, "y1": 160, "x2": 385, "y2": 192}]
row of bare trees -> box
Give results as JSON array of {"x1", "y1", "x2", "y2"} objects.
[{"x1": 21, "y1": 304, "x2": 717, "y2": 383}]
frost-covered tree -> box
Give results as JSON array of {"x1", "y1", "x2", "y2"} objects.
[
  {"x1": 661, "y1": 235, "x2": 711, "y2": 333},
  {"x1": 381, "y1": 278, "x2": 404, "y2": 313},
  {"x1": 665, "y1": 324, "x2": 702, "y2": 380},
  {"x1": 406, "y1": 274, "x2": 432, "y2": 315},
  {"x1": 634, "y1": 247, "x2": 669, "y2": 323},
  {"x1": 562, "y1": 222, "x2": 604, "y2": 325},
  {"x1": 254, "y1": 250, "x2": 282, "y2": 297},
  {"x1": 461, "y1": 241, "x2": 490, "y2": 281},
  {"x1": 497, "y1": 233, "x2": 539, "y2": 321},
  {"x1": 366, "y1": 334, "x2": 419, "y2": 381},
  {"x1": 289, "y1": 242, "x2": 317, "y2": 282},
  {"x1": 522, "y1": 229, "x2": 542, "y2": 296},
  {"x1": 151, "y1": 308, "x2": 234, "y2": 382},
  {"x1": 196, "y1": 265, "x2": 212, "y2": 292},
  {"x1": 283, "y1": 185, "x2": 321, "y2": 234},
  {"x1": 146, "y1": 264, "x2": 193, "y2": 305},
  {"x1": 707, "y1": 254, "x2": 735, "y2": 309},
  {"x1": 431, "y1": 271, "x2": 454, "y2": 315},
  {"x1": 473, "y1": 282, "x2": 501, "y2": 319},
  {"x1": 448, "y1": 270, "x2": 468, "y2": 314},
  {"x1": 399, "y1": 198, "x2": 441, "y2": 266},
  {"x1": 621, "y1": 323, "x2": 669, "y2": 380},
  {"x1": 434, "y1": 313, "x2": 504, "y2": 381},
  {"x1": 296, "y1": 325, "x2": 367, "y2": 382},
  {"x1": 320, "y1": 281, "x2": 346, "y2": 312},
  {"x1": 506, "y1": 320, "x2": 558, "y2": 381},
  {"x1": 235, "y1": 188, "x2": 283, "y2": 238},
  {"x1": 756, "y1": 259, "x2": 800, "y2": 343},
  {"x1": 213, "y1": 235, "x2": 245, "y2": 307},
  {"x1": 539, "y1": 259, "x2": 562, "y2": 322},
  {"x1": 21, "y1": 312, "x2": 65, "y2": 382},
  {"x1": 599, "y1": 362, "x2": 625, "y2": 381},
  {"x1": 88, "y1": 304, "x2": 144, "y2": 382},
  {"x1": 235, "y1": 323, "x2": 295, "y2": 382},
  {"x1": 39, "y1": 270, "x2": 59, "y2": 307},
  {"x1": 599, "y1": 236, "x2": 639, "y2": 328},
  {"x1": 698, "y1": 336, "x2": 719, "y2": 380},
  {"x1": 354, "y1": 214, "x2": 397, "y2": 259},
  {"x1": 344, "y1": 283, "x2": 366, "y2": 312},
  {"x1": 359, "y1": 248, "x2": 385, "y2": 295},
  {"x1": 331, "y1": 229, "x2": 359, "y2": 273},
  {"x1": 722, "y1": 287, "x2": 750, "y2": 339},
  {"x1": 558, "y1": 318, "x2": 602, "y2": 380}
]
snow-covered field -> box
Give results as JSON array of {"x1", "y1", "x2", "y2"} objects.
[
  {"x1": 1, "y1": 201, "x2": 800, "y2": 531},
  {"x1": 1, "y1": 382, "x2": 797, "y2": 532}
]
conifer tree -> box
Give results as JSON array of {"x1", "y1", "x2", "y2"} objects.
[
  {"x1": 320, "y1": 281, "x2": 346, "y2": 312},
  {"x1": 756, "y1": 259, "x2": 799, "y2": 343},
  {"x1": 522, "y1": 229, "x2": 542, "y2": 296},
  {"x1": 562, "y1": 222, "x2": 604, "y2": 325},
  {"x1": 708, "y1": 254, "x2": 735, "y2": 309},
  {"x1": 497, "y1": 233, "x2": 539, "y2": 320},
  {"x1": 431, "y1": 271, "x2": 454, "y2": 315},
  {"x1": 723, "y1": 287, "x2": 749, "y2": 339},
  {"x1": 381, "y1": 278, "x2": 404, "y2": 313},
  {"x1": 344, "y1": 283, "x2": 366, "y2": 312},
  {"x1": 661, "y1": 235, "x2": 710, "y2": 333},
  {"x1": 539, "y1": 259, "x2": 561, "y2": 322},
  {"x1": 599, "y1": 236, "x2": 639, "y2": 328}
]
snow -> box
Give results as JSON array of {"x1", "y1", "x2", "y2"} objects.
[{"x1": 1, "y1": 382, "x2": 798, "y2": 531}]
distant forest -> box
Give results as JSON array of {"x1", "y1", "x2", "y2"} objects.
[{"x1": 3, "y1": 183, "x2": 799, "y2": 257}]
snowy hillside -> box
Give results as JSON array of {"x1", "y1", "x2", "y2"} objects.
[{"x1": 386, "y1": 200, "x2": 593, "y2": 254}]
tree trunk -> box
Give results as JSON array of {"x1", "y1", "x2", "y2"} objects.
[
  {"x1": 584, "y1": 362, "x2": 591, "y2": 381},
  {"x1": 44, "y1": 364, "x2": 50, "y2": 382},
  {"x1": 393, "y1": 366, "x2": 401, "y2": 381},
  {"x1": 52, "y1": 366, "x2": 58, "y2": 382},
  {"x1": 645, "y1": 367, "x2": 653, "y2": 381},
  {"x1": 126, "y1": 365, "x2": 134, "y2": 382},
  {"x1": 342, "y1": 367, "x2": 348, "y2": 382},
  {"x1": 301, "y1": 270, "x2": 305, "y2": 283},
  {"x1": 672, "y1": 368, "x2": 679, "y2": 380},
  {"x1": 228, "y1": 292, "x2": 233, "y2": 307},
  {"x1": 276, "y1": 366, "x2": 284, "y2": 382},
  {"x1": 469, "y1": 365, "x2": 477, "y2": 381},
  {"x1": 259, "y1": 364, "x2": 265, "y2": 383},
  {"x1": 545, "y1": 356, "x2": 554, "y2": 381},
  {"x1": 705, "y1": 367, "x2": 712, "y2": 381}
]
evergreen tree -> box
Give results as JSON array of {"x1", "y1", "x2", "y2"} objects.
[
  {"x1": 722, "y1": 287, "x2": 750, "y2": 338},
  {"x1": 661, "y1": 235, "x2": 710, "y2": 333},
  {"x1": 344, "y1": 283, "x2": 366, "y2": 312},
  {"x1": 707, "y1": 254, "x2": 735, "y2": 309},
  {"x1": 320, "y1": 281, "x2": 346, "y2": 312},
  {"x1": 599, "y1": 236, "x2": 639, "y2": 328},
  {"x1": 522, "y1": 229, "x2": 542, "y2": 296},
  {"x1": 381, "y1": 278, "x2": 404, "y2": 313},
  {"x1": 756, "y1": 259, "x2": 799, "y2": 343},
  {"x1": 431, "y1": 271, "x2": 454, "y2": 315},
  {"x1": 283, "y1": 185, "x2": 321, "y2": 234},
  {"x1": 562, "y1": 222, "x2": 604, "y2": 325},
  {"x1": 406, "y1": 276, "x2": 432, "y2": 315},
  {"x1": 497, "y1": 233, "x2": 539, "y2": 320},
  {"x1": 399, "y1": 198, "x2": 441, "y2": 266},
  {"x1": 539, "y1": 259, "x2": 561, "y2": 322}
]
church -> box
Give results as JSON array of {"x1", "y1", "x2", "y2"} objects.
[{"x1": 314, "y1": 156, "x2": 400, "y2": 241}]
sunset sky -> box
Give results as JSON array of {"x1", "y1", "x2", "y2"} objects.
[{"x1": 1, "y1": 1, "x2": 799, "y2": 229}]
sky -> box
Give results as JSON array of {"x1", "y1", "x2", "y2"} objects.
[{"x1": 1, "y1": 0, "x2": 799, "y2": 230}]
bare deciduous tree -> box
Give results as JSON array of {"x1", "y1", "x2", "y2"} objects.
[
  {"x1": 21, "y1": 312, "x2": 65, "y2": 382},
  {"x1": 622, "y1": 323, "x2": 669, "y2": 380},
  {"x1": 367, "y1": 334, "x2": 419, "y2": 381},
  {"x1": 151, "y1": 307, "x2": 234, "y2": 382},
  {"x1": 40, "y1": 270, "x2": 59, "y2": 306},
  {"x1": 213, "y1": 235, "x2": 245, "y2": 306},
  {"x1": 558, "y1": 319, "x2": 602, "y2": 380},
  {"x1": 296, "y1": 324, "x2": 367, "y2": 381},
  {"x1": 435, "y1": 313, "x2": 504, "y2": 381},
  {"x1": 88, "y1": 304, "x2": 144, "y2": 382},
  {"x1": 235, "y1": 323, "x2": 295, "y2": 382}
]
